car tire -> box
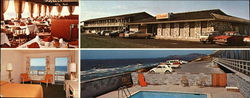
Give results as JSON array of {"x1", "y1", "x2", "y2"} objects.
[
  {"x1": 149, "y1": 70, "x2": 155, "y2": 74},
  {"x1": 165, "y1": 71, "x2": 171, "y2": 74}
]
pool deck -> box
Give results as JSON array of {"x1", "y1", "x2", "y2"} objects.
[{"x1": 98, "y1": 85, "x2": 244, "y2": 98}]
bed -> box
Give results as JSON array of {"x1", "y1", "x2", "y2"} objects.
[{"x1": 0, "y1": 81, "x2": 43, "y2": 98}]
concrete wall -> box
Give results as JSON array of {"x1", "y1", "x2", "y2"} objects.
[
  {"x1": 81, "y1": 73, "x2": 133, "y2": 98},
  {"x1": 131, "y1": 72, "x2": 212, "y2": 86},
  {"x1": 227, "y1": 73, "x2": 250, "y2": 98}
]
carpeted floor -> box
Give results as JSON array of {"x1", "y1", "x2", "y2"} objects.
[{"x1": 41, "y1": 84, "x2": 66, "y2": 98}]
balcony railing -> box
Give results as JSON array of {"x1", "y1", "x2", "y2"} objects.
[
  {"x1": 84, "y1": 22, "x2": 126, "y2": 27},
  {"x1": 214, "y1": 58, "x2": 250, "y2": 76}
]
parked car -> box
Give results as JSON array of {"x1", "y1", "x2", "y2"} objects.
[
  {"x1": 166, "y1": 60, "x2": 181, "y2": 68},
  {"x1": 98, "y1": 30, "x2": 112, "y2": 36},
  {"x1": 200, "y1": 31, "x2": 221, "y2": 44},
  {"x1": 243, "y1": 36, "x2": 250, "y2": 45},
  {"x1": 149, "y1": 64, "x2": 173, "y2": 73},
  {"x1": 129, "y1": 31, "x2": 153, "y2": 39},
  {"x1": 110, "y1": 31, "x2": 124, "y2": 38},
  {"x1": 119, "y1": 31, "x2": 135, "y2": 38},
  {"x1": 213, "y1": 31, "x2": 245, "y2": 45}
]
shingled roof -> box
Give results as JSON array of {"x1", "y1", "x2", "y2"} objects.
[
  {"x1": 129, "y1": 9, "x2": 250, "y2": 24},
  {"x1": 83, "y1": 12, "x2": 154, "y2": 22}
]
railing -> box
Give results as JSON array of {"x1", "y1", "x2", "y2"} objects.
[{"x1": 214, "y1": 58, "x2": 250, "y2": 76}]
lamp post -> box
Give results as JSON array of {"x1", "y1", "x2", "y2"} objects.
[
  {"x1": 69, "y1": 62, "x2": 77, "y2": 80},
  {"x1": 7, "y1": 63, "x2": 13, "y2": 82}
]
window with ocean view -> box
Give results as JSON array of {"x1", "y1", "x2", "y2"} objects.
[
  {"x1": 55, "y1": 57, "x2": 68, "y2": 82},
  {"x1": 30, "y1": 58, "x2": 46, "y2": 75}
]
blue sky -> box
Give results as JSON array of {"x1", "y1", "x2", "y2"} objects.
[
  {"x1": 80, "y1": 0, "x2": 249, "y2": 21},
  {"x1": 81, "y1": 50, "x2": 213, "y2": 59}
]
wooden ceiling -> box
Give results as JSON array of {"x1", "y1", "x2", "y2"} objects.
[{"x1": 26, "y1": 0, "x2": 79, "y2": 6}]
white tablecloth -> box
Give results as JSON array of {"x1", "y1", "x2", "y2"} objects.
[
  {"x1": 17, "y1": 36, "x2": 68, "y2": 48},
  {"x1": 1, "y1": 33, "x2": 11, "y2": 46}
]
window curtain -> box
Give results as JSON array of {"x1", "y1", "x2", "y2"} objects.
[
  {"x1": 48, "y1": 6, "x2": 53, "y2": 16},
  {"x1": 37, "y1": 3, "x2": 42, "y2": 16},
  {"x1": 56, "y1": 6, "x2": 63, "y2": 16},
  {"x1": 1, "y1": 0, "x2": 10, "y2": 20},
  {"x1": 28, "y1": 2, "x2": 34, "y2": 18},
  {"x1": 26, "y1": 57, "x2": 30, "y2": 73},
  {"x1": 14, "y1": 0, "x2": 25, "y2": 19},
  {"x1": 67, "y1": 6, "x2": 75, "y2": 15},
  {"x1": 46, "y1": 56, "x2": 50, "y2": 74}
]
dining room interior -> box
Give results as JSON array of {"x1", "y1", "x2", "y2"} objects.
[
  {"x1": 1, "y1": 0, "x2": 79, "y2": 48},
  {"x1": 0, "y1": 49, "x2": 79, "y2": 98}
]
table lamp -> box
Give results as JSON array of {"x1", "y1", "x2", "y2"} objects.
[
  {"x1": 7, "y1": 63, "x2": 13, "y2": 82},
  {"x1": 69, "y1": 62, "x2": 77, "y2": 80}
]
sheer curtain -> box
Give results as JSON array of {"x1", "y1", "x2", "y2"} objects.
[
  {"x1": 72, "y1": 6, "x2": 79, "y2": 15},
  {"x1": 51, "y1": 6, "x2": 58, "y2": 16},
  {"x1": 33, "y1": 3, "x2": 38, "y2": 17},
  {"x1": 1, "y1": 0, "x2": 9, "y2": 20},
  {"x1": 21, "y1": 2, "x2": 29, "y2": 18},
  {"x1": 61, "y1": 6, "x2": 70, "y2": 16}
]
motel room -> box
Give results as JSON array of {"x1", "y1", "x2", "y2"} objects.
[
  {"x1": 1, "y1": 0, "x2": 79, "y2": 48},
  {"x1": 0, "y1": 50, "x2": 79, "y2": 98}
]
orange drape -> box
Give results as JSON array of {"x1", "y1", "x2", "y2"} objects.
[
  {"x1": 48, "y1": 6, "x2": 53, "y2": 16},
  {"x1": 44, "y1": 5, "x2": 47, "y2": 16},
  {"x1": 26, "y1": 57, "x2": 30, "y2": 73},
  {"x1": 37, "y1": 3, "x2": 42, "y2": 16},
  {"x1": 56, "y1": 6, "x2": 63, "y2": 16},
  {"x1": 14, "y1": 0, "x2": 25, "y2": 19},
  {"x1": 28, "y1": 2, "x2": 34, "y2": 18},
  {"x1": 67, "y1": 6, "x2": 75, "y2": 15},
  {"x1": 1, "y1": 0, "x2": 10, "y2": 20}
]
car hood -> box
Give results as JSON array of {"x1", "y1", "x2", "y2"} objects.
[{"x1": 214, "y1": 35, "x2": 231, "y2": 39}]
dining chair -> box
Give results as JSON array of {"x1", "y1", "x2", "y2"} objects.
[
  {"x1": 40, "y1": 74, "x2": 53, "y2": 87},
  {"x1": 20, "y1": 73, "x2": 32, "y2": 84}
]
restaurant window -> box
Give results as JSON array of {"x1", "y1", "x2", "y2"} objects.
[
  {"x1": 41, "y1": 5, "x2": 45, "y2": 16},
  {"x1": 51, "y1": 6, "x2": 58, "y2": 16},
  {"x1": 30, "y1": 58, "x2": 46, "y2": 75},
  {"x1": 61, "y1": 6, "x2": 70, "y2": 16},
  {"x1": 33, "y1": 4, "x2": 38, "y2": 17},
  {"x1": 21, "y1": 2, "x2": 29, "y2": 18},
  {"x1": 72, "y1": 6, "x2": 79, "y2": 15},
  {"x1": 4, "y1": 0, "x2": 16, "y2": 20}
]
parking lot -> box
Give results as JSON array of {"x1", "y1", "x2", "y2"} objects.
[
  {"x1": 81, "y1": 34, "x2": 250, "y2": 48},
  {"x1": 174, "y1": 61, "x2": 223, "y2": 74}
]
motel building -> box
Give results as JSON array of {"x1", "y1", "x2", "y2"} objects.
[{"x1": 82, "y1": 9, "x2": 250, "y2": 41}]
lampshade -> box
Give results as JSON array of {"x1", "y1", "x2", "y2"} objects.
[
  {"x1": 7, "y1": 63, "x2": 13, "y2": 71},
  {"x1": 69, "y1": 62, "x2": 77, "y2": 72}
]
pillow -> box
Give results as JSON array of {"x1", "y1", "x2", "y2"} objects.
[
  {"x1": 42, "y1": 36, "x2": 53, "y2": 42},
  {"x1": 27, "y1": 42, "x2": 40, "y2": 48}
]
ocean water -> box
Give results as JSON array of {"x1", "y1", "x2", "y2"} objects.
[
  {"x1": 81, "y1": 58, "x2": 165, "y2": 81},
  {"x1": 30, "y1": 66, "x2": 67, "y2": 71}
]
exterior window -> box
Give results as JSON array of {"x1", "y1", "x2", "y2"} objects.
[
  {"x1": 30, "y1": 58, "x2": 46, "y2": 75},
  {"x1": 55, "y1": 57, "x2": 68, "y2": 81}
]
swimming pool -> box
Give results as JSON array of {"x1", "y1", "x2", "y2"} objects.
[{"x1": 129, "y1": 91, "x2": 207, "y2": 98}]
